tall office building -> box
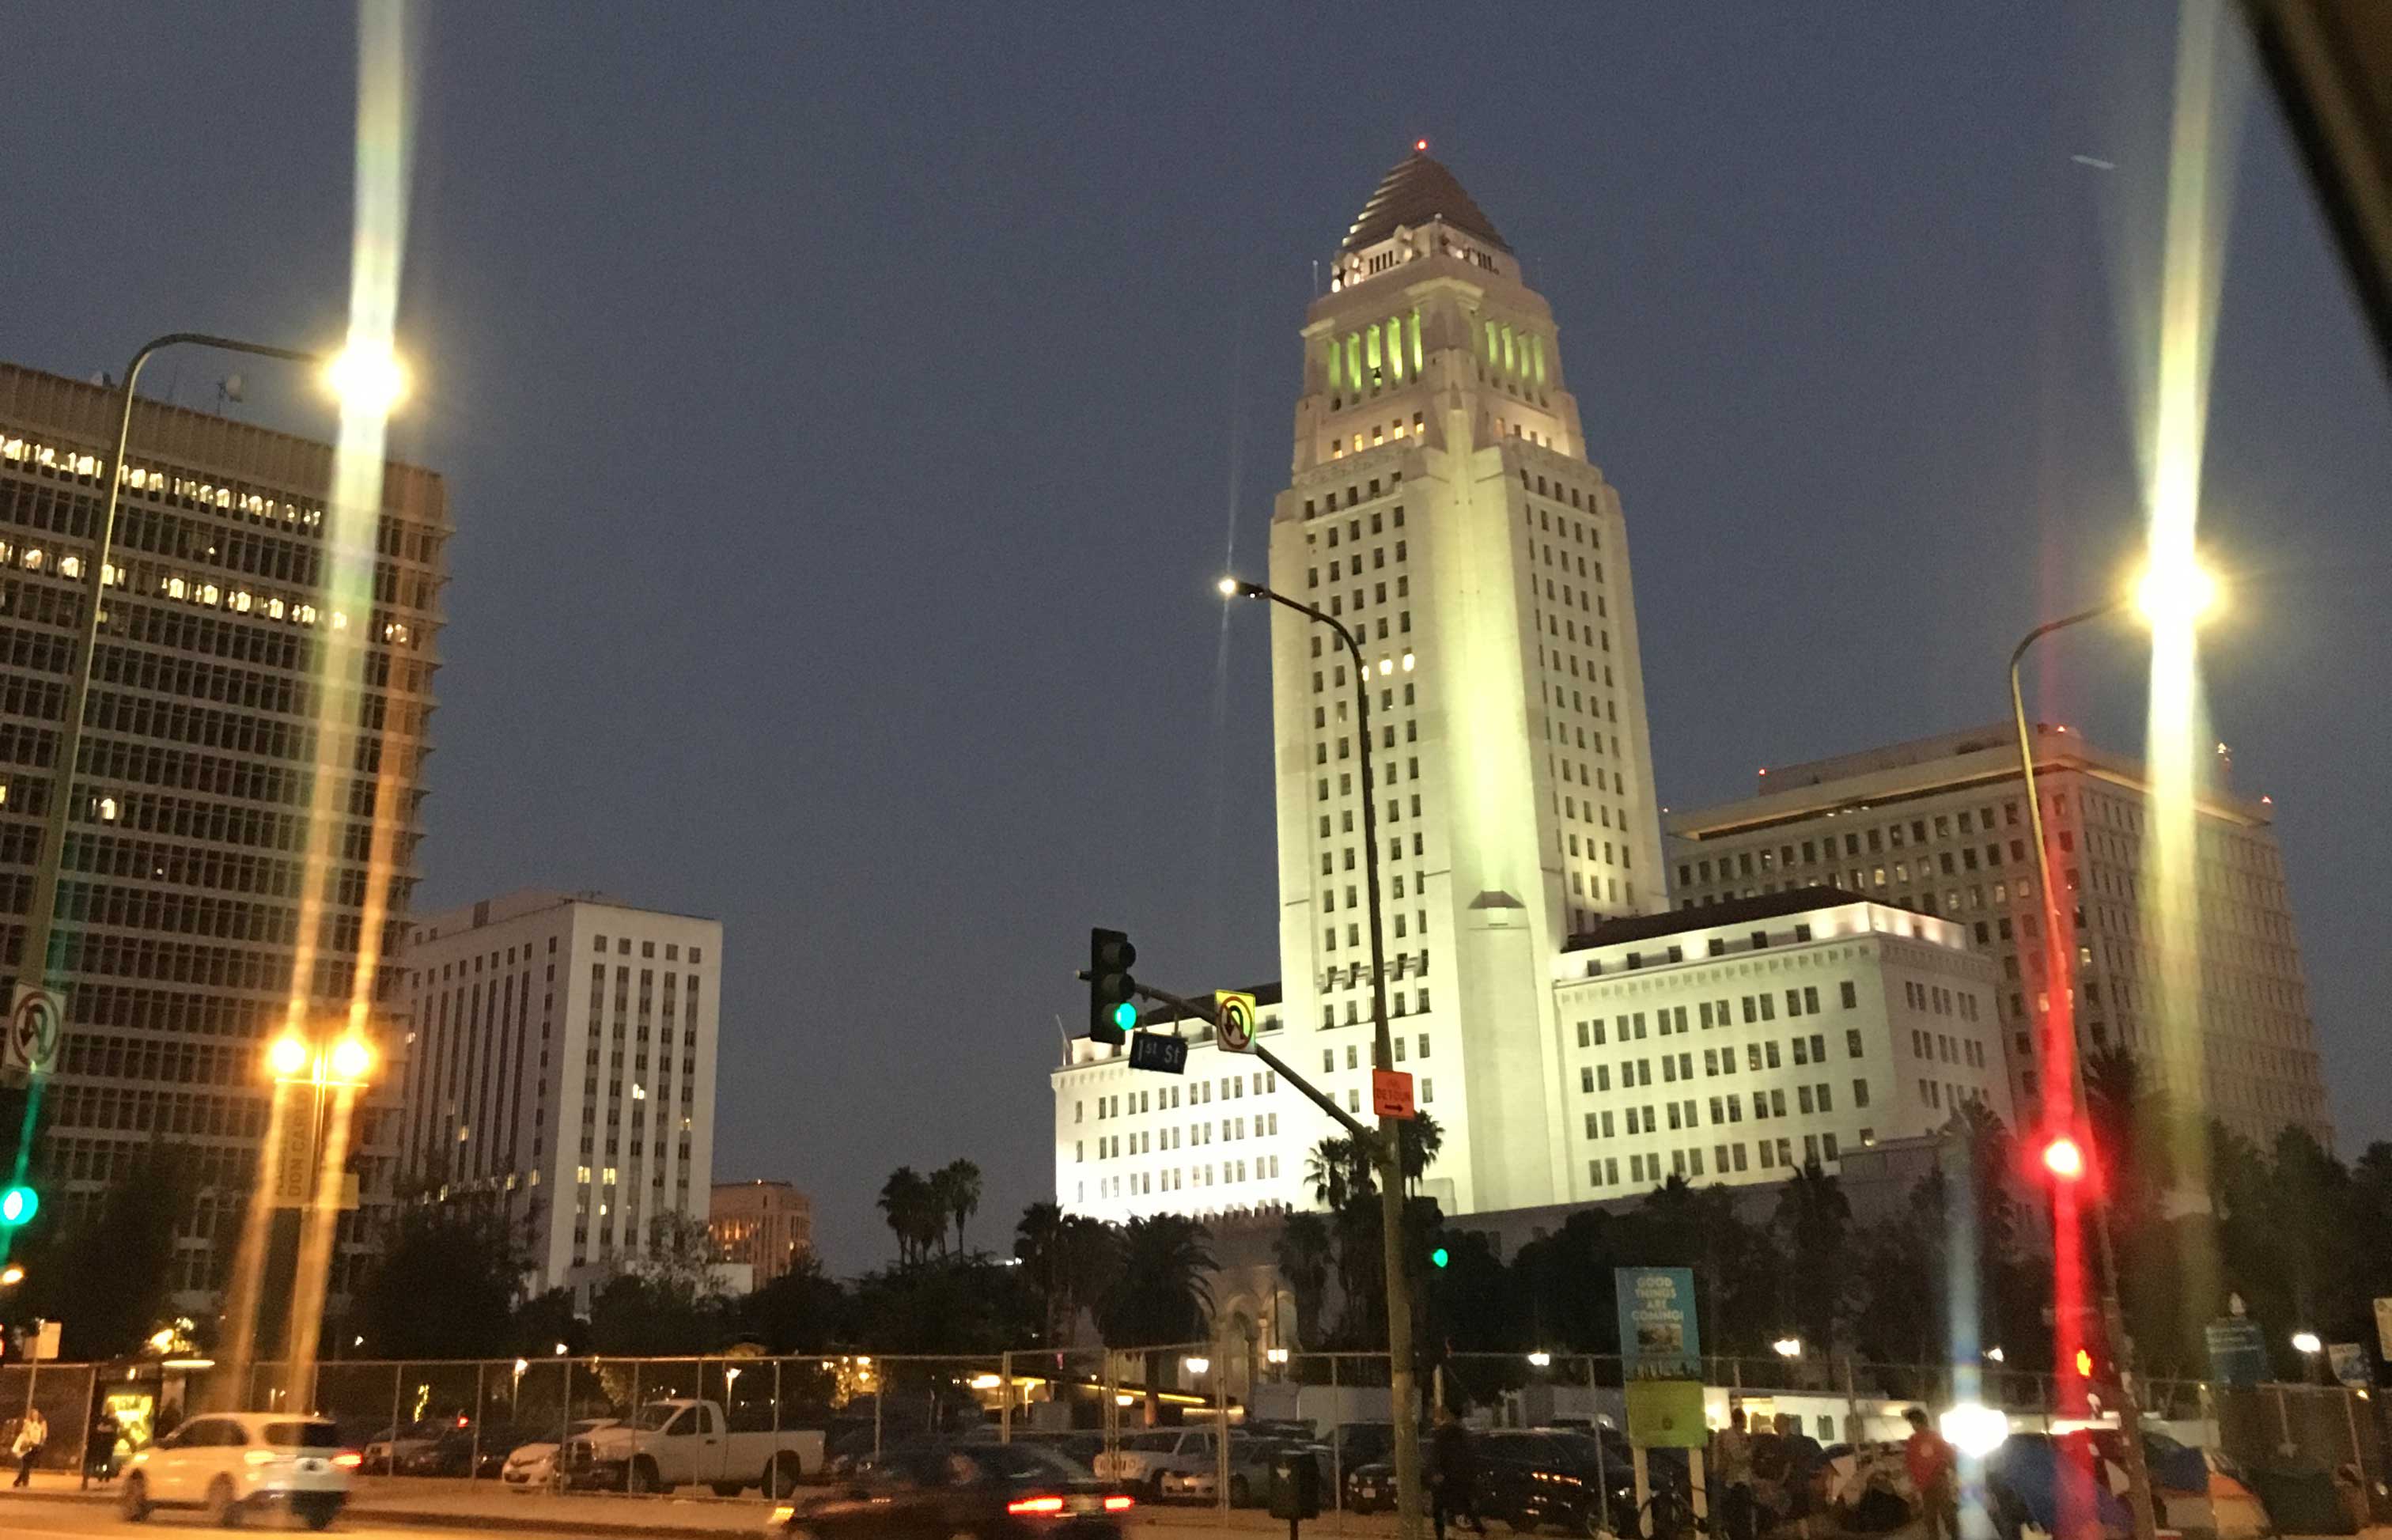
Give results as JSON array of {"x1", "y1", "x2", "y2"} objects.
[
  {"x1": 1665, "y1": 722, "x2": 2332, "y2": 1148},
  {"x1": 397, "y1": 890, "x2": 721, "y2": 1299},
  {"x1": 0, "y1": 363, "x2": 446, "y2": 1301},
  {"x1": 710, "y1": 1179, "x2": 813, "y2": 1289},
  {"x1": 1056, "y1": 147, "x2": 1671, "y2": 1219}
]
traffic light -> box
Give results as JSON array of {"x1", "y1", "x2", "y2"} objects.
[
  {"x1": 1429, "y1": 1245, "x2": 1451, "y2": 1269},
  {"x1": 2042, "y1": 1134, "x2": 2086, "y2": 1181},
  {"x1": 1085, "y1": 929, "x2": 1137, "y2": 1046},
  {"x1": 0, "y1": 1184, "x2": 36, "y2": 1227}
]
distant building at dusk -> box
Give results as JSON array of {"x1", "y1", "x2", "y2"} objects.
[
  {"x1": 396, "y1": 889, "x2": 721, "y2": 1300},
  {"x1": 1055, "y1": 146, "x2": 1676, "y2": 1222},
  {"x1": 1666, "y1": 722, "x2": 2333, "y2": 1149},
  {"x1": 0, "y1": 364, "x2": 448, "y2": 1306},
  {"x1": 710, "y1": 1179, "x2": 812, "y2": 1287}
]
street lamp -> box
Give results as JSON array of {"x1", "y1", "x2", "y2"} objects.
[
  {"x1": 1221, "y1": 572, "x2": 1425, "y2": 1540},
  {"x1": 1771, "y1": 1337, "x2": 1803, "y2": 1360},
  {"x1": 0, "y1": 1263, "x2": 21, "y2": 1287},
  {"x1": 2292, "y1": 1331, "x2": 2324, "y2": 1356},
  {"x1": 12, "y1": 333, "x2": 411, "y2": 1073},
  {"x1": 1183, "y1": 1356, "x2": 1210, "y2": 1375},
  {"x1": 1526, "y1": 1351, "x2": 1553, "y2": 1369},
  {"x1": 2007, "y1": 554, "x2": 2216, "y2": 1540}
]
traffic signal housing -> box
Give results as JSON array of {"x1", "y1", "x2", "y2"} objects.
[{"x1": 1086, "y1": 929, "x2": 1137, "y2": 1046}]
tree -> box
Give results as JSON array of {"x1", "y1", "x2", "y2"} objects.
[
  {"x1": 644, "y1": 1210, "x2": 727, "y2": 1300},
  {"x1": 1305, "y1": 1136, "x2": 1372, "y2": 1211},
  {"x1": 1773, "y1": 1164, "x2": 1853, "y2": 1353},
  {"x1": 879, "y1": 1167, "x2": 939, "y2": 1266},
  {"x1": 1273, "y1": 1211, "x2": 1334, "y2": 1351},
  {"x1": 1014, "y1": 1201, "x2": 1117, "y2": 1345},
  {"x1": 741, "y1": 1254, "x2": 849, "y2": 1353},
  {"x1": 1399, "y1": 1112, "x2": 1444, "y2": 1192},
  {"x1": 934, "y1": 1160, "x2": 983, "y2": 1255},
  {"x1": 17, "y1": 1139, "x2": 197, "y2": 1361},
  {"x1": 354, "y1": 1198, "x2": 529, "y2": 1360},
  {"x1": 1095, "y1": 1215, "x2": 1214, "y2": 1425}
]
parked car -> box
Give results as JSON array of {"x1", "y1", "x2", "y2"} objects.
[
  {"x1": 399, "y1": 1421, "x2": 520, "y2": 1478},
  {"x1": 119, "y1": 1413, "x2": 360, "y2": 1531},
  {"x1": 1089, "y1": 1427, "x2": 1216, "y2": 1496},
  {"x1": 361, "y1": 1417, "x2": 447, "y2": 1474},
  {"x1": 771, "y1": 1439, "x2": 1134, "y2": 1540},
  {"x1": 1156, "y1": 1433, "x2": 1289, "y2": 1506},
  {"x1": 564, "y1": 1398, "x2": 827, "y2": 1496},
  {"x1": 503, "y1": 1418, "x2": 619, "y2": 1491},
  {"x1": 1474, "y1": 1428, "x2": 1635, "y2": 1535}
]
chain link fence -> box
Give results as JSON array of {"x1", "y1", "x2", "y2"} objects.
[{"x1": 4, "y1": 1349, "x2": 2387, "y2": 1527}]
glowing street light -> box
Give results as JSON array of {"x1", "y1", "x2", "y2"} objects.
[
  {"x1": 323, "y1": 342, "x2": 410, "y2": 415},
  {"x1": 0, "y1": 1264, "x2": 22, "y2": 1287},
  {"x1": 1771, "y1": 1337, "x2": 1803, "y2": 1359},
  {"x1": 268, "y1": 1034, "x2": 312, "y2": 1080},
  {"x1": 1526, "y1": 1350, "x2": 1553, "y2": 1368},
  {"x1": 1183, "y1": 1356, "x2": 1210, "y2": 1375},
  {"x1": 1265, "y1": 1347, "x2": 1290, "y2": 1365},
  {"x1": 2292, "y1": 1331, "x2": 2324, "y2": 1356},
  {"x1": 2132, "y1": 555, "x2": 2219, "y2": 630},
  {"x1": 327, "y1": 1035, "x2": 374, "y2": 1084}
]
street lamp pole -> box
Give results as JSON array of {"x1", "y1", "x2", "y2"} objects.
[
  {"x1": 1222, "y1": 576, "x2": 1423, "y2": 1540},
  {"x1": 14, "y1": 335, "x2": 320, "y2": 1017},
  {"x1": 2007, "y1": 603, "x2": 2158, "y2": 1540}
]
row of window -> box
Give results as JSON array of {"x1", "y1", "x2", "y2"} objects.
[{"x1": 1589, "y1": 1132, "x2": 1849, "y2": 1190}]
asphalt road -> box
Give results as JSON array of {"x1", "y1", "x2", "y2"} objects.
[{"x1": 0, "y1": 1493, "x2": 534, "y2": 1539}]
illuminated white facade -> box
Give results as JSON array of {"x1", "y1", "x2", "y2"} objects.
[
  {"x1": 1666, "y1": 723, "x2": 2333, "y2": 1148},
  {"x1": 397, "y1": 889, "x2": 721, "y2": 1297},
  {"x1": 1055, "y1": 149, "x2": 1675, "y2": 1220},
  {"x1": 1552, "y1": 892, "x2": 2007, "y2": 1196}
]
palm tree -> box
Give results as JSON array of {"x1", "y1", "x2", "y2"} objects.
[
  {"x1": 1273, "y1": 1210, "x2": 1333, "y2": 1350},
  {"x1": 1016, "y1": 1201, "x2": 1068, "y2": 1341},
  {"x1": 1306, "y1": 1135, "x2": 1372, "y2": 1211},
  {"x1": 878, "y1": 1167, "x2": 936, "y2": 1266},
  {"x1": 1095, "y1": 1214, "x2": 1214, "y2": 1425},
  {"x1": 1773, "y1": 1163, "x2": 1853, "y2": 1353},
  {"x1": 1398, "y1": 1111, "x2": 1444, "y2": 1191},
  {"x1": 935, "y1": 1160, "x2": 983, "y2": 1255}
]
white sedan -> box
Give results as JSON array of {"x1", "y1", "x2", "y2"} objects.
[{"x1": 501, "y1": 1418, "x2": 620, "y2": 1490}]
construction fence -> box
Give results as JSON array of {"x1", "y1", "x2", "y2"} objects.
[{"x1": 0, "y1": 1347, "x2": 2383, "y2": 1521}]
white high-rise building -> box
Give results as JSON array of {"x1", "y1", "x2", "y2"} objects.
[
  {"x1": 1055, "y1": 147, "x2": 1673, "y2": 1220},
  {"x1": 396, "y1": 889, "x2": 721, "y2": 1298},
  {"x1": 1665, "y1": 723, "x2": 2333, "y2": 1148}
]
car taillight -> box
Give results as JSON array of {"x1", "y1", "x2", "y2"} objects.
[
  {"x1": 335, "y1": 1452, "x2": 364, "y2": 1468},
  {"x1": 1104, "y1": 1495, "x2": 1135, "y2": 1511},
  {"x1": 1007, "y1": 1496, "x2": 1068, "y2": 1515}
]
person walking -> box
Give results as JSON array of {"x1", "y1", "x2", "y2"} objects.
[
  {"x1": 1903, "y1": 1407, "x2": 1959, "y2": 1540},
  {"x1": 1713, "y1": 1407, "x2": 1756, "y2": 1540},
  {"x1": 11, "y1": 1404, "x2": 47, "y2": 1487},
  {"x1": 1774, "y1": 1413, "x2": 1826, "y2": 1518},
  {"x1": 1430, "y1": 1404, "x2": 1480, "y2": 1540}
]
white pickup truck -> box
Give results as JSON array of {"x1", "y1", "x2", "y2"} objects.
[{"x1": 564, "y1": 1398, "x2": 824, "y2": 1496}]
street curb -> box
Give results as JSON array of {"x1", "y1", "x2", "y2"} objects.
[{"x1": 0, "y1": 1485, "x2": 752, "y2": 1538}]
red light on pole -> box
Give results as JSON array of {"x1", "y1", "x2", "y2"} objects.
[{"x1": 2043, "y1": 1135, "x2": 2086, "y2": 1180}]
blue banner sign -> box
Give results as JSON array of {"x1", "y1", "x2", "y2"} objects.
[{"x1": 1615, "y1": 1266, "x2": 1701, "y2": 1380}]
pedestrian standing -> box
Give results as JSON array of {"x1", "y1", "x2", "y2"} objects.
[
  {"x1": 1903, "y1": 1407, "x2": 1959, "y2": 1540},
  {"x1": 11, "y1": 1404, "x2": 47, "y2": 1487},
  {"x1": 1713, "y1": 1407, "x2": 1756, "y2": 1540},
  {"x1": 1431, "y1": 1405, "x2": 1480, "y2": 1540}
]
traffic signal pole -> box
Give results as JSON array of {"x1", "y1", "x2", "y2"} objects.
[
  {"x1": 1221, "y1": 577, "x2": 1422, "y2": 1540},
  {"x1": 1129, "y1": 982, "x2": 1378, "y2": 1146}
]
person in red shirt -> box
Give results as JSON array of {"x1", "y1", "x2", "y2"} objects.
[{"x1": 1903, "y1": 1407, "x2": 1959, "y2": 1540}]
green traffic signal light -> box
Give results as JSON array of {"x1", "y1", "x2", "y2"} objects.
[
  {"x1": 1111, "y1": 1001, "x2": 1138, "y2": 1032},
  {"x1": 1430, "y1": 1246, "x2": 1450, "y2": 1269},
  {"x1": 0, "y1": 1186, "x2": 36, "y2": 1227}
]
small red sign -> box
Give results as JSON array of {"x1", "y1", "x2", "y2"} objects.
[{"x1": 1372, "y1": 1069, "x2": 1416, "y2": 1120}]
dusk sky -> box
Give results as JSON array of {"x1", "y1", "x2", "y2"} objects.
[{"x1": 6, "y1": 5, "x2": 2386, "y2": 1271}]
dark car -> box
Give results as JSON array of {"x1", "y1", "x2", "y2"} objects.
[
  {"x1": 1474, "y1": 1428, "x2": 1636, "y2": 1536},
  {"x1": 775, "y1": 1440, "x2": 1134, "y2": 1540}
]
